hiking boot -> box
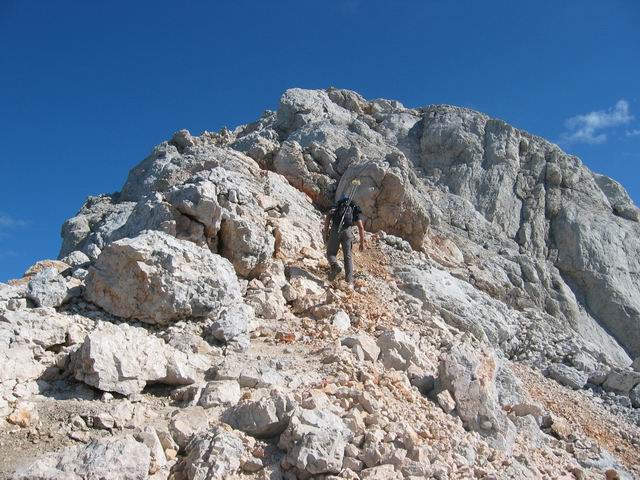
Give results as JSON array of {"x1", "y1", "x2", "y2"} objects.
[{"x1": 328, "y1": 264, "x2": 342, "y2": 281}]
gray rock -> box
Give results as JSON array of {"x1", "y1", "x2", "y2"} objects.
[
  {"x1": 134, "y1": 427, "x2": 167, "y2": 474},
  {"x1": 205, "y1": 304, "x2": 252, "y2": 346},
  {"x1": 198, "y1": 380, "x2": 241, "y2": 408},
  {"x1": 548, "y1": 363, "x2": 588, "y2": 390},
  {"x1": 438, "y1": 342, "x2": 516, "y2": 451},
  {"x1": 26, "y1": 268, "x2": 76, "y2": 308},
  {"x1": 629, "y1": 384, "x2": 640, "y2": 408},
  {"x1": 603, "y1": 369, "x2": 640, "y2": 395},
  {"x1": 225, "y1": 391, "x2": 295, "y2": 438},
  {"x1": 73, "y1": 322, "x2": 202, "y2": 395},
  {"x1": 85, "y1": 230, "x2": 244, "y2": 325},
  {"x1": 11, "y1": 435, "x2": 150, "y2": 480},
  {"x1": 341, "y1": 334, "x2": 380, "y2": 362},
  {"x1": 376, "y1": 329, "x2": 420, "y2": 371},
  {"x1": 61, "y1": 250, "x2": 91, "y2": 268},
  {"x1": 173, "y1": 427, "x2": 245, "y2": 480},
  {"x1": 278, "y1": 408, "x2": 350, "y2": 476},
  {"x1": 169, "y1": 406, "x2": 210, "y2": 449}
]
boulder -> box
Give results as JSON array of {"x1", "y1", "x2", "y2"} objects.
[
  {"x1": 603, "y1": 370, "x2": 640, "y2": 395},
  {"x1": 279, "y1": 408, "x2": 351, "y2": 476},
  {"x1": 198, "y1": 380, "x2": 241, "y2": 408},
  {"x1": 73, "y1": 322, "x2": 202, "y2": 396},
  {"x1": 376, "y1": 329, "x2": 420, "y2": 371},
  {"x1": 11, "y1": 436, "x2": 150, "y2": 480},
  {"x1": 173, "y1": 428, "x2": 245, "y2": 480},
  {"x1": 26, "y1": 268, "x2": 78, "y2": 308},
  {"x1": 169, "y1": 406, "x2": 210, "y2": 449},
  {"x1": 1, "y1": 308, "x2": 71, "y2": 348},
  {"x1": 225, "y1": 391, "x2": 295, "y2": 438},
  {"x1": 84, "y1": 230, "x2": 243, "y2": 325},
  {"x1": 438, "y1": 342, "x2": 516, "y2": 451},
  {"x1": 61, "y1": 250, "x2": 91, "y2": 269},
  {"x1": 204, "y1": 304, "x2": 252, "y2": 347},
  {"x1": 548, "y1": 363, "x2": 588, "y2": 390}
]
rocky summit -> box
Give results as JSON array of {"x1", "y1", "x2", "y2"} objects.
[{"x1": 1, "y1": 87, "x2": 640, "y2": 479}]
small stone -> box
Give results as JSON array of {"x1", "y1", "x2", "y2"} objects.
[
  {"x1": 165, "y1": 448, "x2": 178, "y2": 461},
  {"x1": 8, "y1": 402, "x2": 39, "y2": 428},
  {"x1": 437, "y1": 390, "x2": 456, "y2": 414},
  {"x1": 331, "y1": 310, "x2": 351, "y2": 332}
]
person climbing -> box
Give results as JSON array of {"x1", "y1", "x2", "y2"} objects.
[{"x1": 324, "y1": 194, "x2": 365, "y2": 285}]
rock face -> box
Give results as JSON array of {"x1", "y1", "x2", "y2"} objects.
[
  {"x1": 84, "y1": 231, "x2": 244, "y2": 325},
  {"x1": 11, "y1": 436, "x2": 150, "y2": 480},
  {"x1": 73, "y1": 322, "x2": 202, "y2": 395}
]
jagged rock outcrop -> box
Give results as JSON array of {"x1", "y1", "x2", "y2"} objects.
[{"x1": 4, "y1": 87, "x2": 640, "y2": 480}]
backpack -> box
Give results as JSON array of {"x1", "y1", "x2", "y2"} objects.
[{"x1": 332, "y1": 199, "x2": 354, "y2": 230}]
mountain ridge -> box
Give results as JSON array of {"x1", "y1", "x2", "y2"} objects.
[{"x1": 1, "y1": 87, "x2": 639, "y2": 479}]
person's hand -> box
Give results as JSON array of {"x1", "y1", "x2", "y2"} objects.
[{"x1": 359, "y1": 240, "x2": 365, "y2": 252}]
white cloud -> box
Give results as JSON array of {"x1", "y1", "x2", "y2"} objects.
[
  {"x1": 0, "y1": 213, "x2": 28, "y2": 238},
  {"x1": 560, "y1": 99, "x2": 634, "y2": 145},
  {"x1": 626, "y1": 128, "x2": 640, "y2": 137}
]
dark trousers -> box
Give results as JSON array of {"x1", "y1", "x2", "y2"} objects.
[{"x1": 327, "y1": 226, "x2": 353, "y2": 283}]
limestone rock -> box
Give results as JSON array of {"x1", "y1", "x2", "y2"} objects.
[
  {"x1": 61, "y1": 250, "x2": 91, "y2": 269},
  {"x1": 548, "y1": 363, "x2": 588, "y2": 390},
  {"x1": 11, "y1": 435, "x2": 150, "y2": 480},
  {"x1": 204, "y1": 303, "x2": 252, "y2": 347},
  {"x1": 26, "y1": 268, "x2": 78, "y2": 308},
  {"x1": 7, "y1": 401, "x2": 39, "y2": 427},
  {"x1": 377, "y1": 329, "x2": 420, "y2": 371},
  {"x1": 198, "y1": 380, "x2": 241, "y2": 408},
  {"x1": 134, "y1": 427, "x2": 167, "y2": 474},
  {"x1": 438, "y1": 342, "x2": 516, "y2": 451},
  {"x1": 341, "y1": 334, "x2": 380, "y2": 362},
  {"x1": 629, "y1": 384, "x2": 640, "y2": 408},
  {"x1": 85, "y1": 230, "x2": 243, "y2": 325},
  {"x1": 603, "y1": 369, "x2": 640, "y2": 395},
  {"x1": 437, "y1": 390, "x2": 456, "y2": 414},
  {"x1": 73, "y1": 322, "x2": 202, "y2": 395},
  {"x1": 173, "y1": 428, "x2": 245, "y2": 480},
  {"x1": 225, "y1": 391, "x2": 295, "y2": 438},
  {"x1": 331, "y1": 310, "x2": 351, "y2": 332},
  {"x1": 278, "y1": 408, "x2": 350, "y2": 476},
  {"x1": 169, "y1": 406, "x2": 210, "y2": 449}
]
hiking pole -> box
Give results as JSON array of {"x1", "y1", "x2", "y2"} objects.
[{"x1": 337, "y1": 178, "x2": 361, "y2": 232}]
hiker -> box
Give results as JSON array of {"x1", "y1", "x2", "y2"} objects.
[{"x1": 324, "y1": 195, "x2": 365, "y2": 285}]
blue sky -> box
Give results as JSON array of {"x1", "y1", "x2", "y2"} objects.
[{"x1": 0, "y1": 0, "x2": 639, "y2": 281}]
